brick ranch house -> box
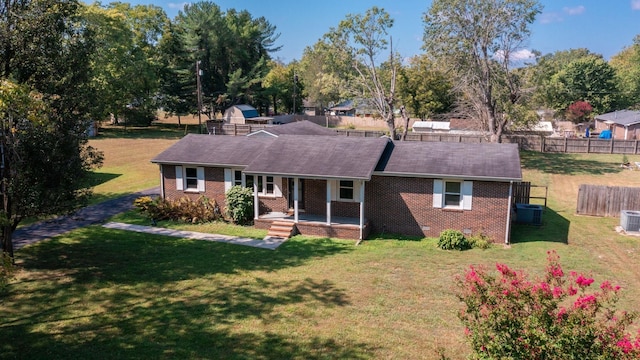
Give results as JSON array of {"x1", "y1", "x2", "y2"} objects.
[
  {"x1": 151, "y1": 121, "x2": 522, "y2": 244},
  {"x1": 594, "y1": 110, "x2": 640, "y2": 140}
]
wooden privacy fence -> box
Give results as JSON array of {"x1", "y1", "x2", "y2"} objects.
[
  {"x1": 576, "y1": 184, "x2": 640, "y2": 217},
  {"x1": 206, "y1": 121, "x2": 640, "y2": 155},
  {"x1": 511, "y1": 182, "x2": 548, "y2": 208}
]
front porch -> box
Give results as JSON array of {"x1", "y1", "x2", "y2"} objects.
[{"x1": 254, "y1": 212, "x2": 370, "y2": 240}]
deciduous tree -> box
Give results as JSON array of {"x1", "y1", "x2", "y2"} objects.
[
  {"x1": 0, "y1": 0, "x2": 103, "y2": 259},
  {"x1": 328, "y1": 7, "x2": 403, "y2": 139},
  {"x1": 610, "y1": 35, "x2": 640, "y2": 109},
  {"x1": 547, "y1": 55, "x2": 619, "y2": 116},
  {"x1": 82, "y1": 2, "x2": 167, "y2": 125},
  {"x1": 398, "y1": 55, "x2": 454, "y2": 120},
  {"x1": 423, "y1": 0, "x2": 542, "y2": 142}
]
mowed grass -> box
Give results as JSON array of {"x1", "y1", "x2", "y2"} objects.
[
  {"x1": 3, "y1": 136, "x2": 640, "y2": 359},
  {"x1": 86, "y1": 124, "x2": 193, "y2": 203}
]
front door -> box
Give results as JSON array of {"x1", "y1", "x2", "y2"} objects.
[{"x1": 288, "y1": 178, "x2": 305, "y2": 211}]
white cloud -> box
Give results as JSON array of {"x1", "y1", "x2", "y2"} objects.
[
  {"x1": 633, "y1": 0, "x2": 640, "y2": 10},
  {"x1": 563, "y1": 6, "x2": 586, "y2": 15},
  {"x1": 539, "y1": 12, "x2": 563, "y2": 24},
  {"x1": 168, "y1": 2, "x2": 189, "y2": 9},
  {"x1": 493, "y1": 49, "x2": 536, "y2": 62},
  {"x1": 512, "y1": 49, "x2": 536, "y2": 61}
]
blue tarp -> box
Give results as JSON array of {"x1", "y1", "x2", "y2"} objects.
[{"x1": 599, "y1": 129, "x2": 612, "y2": 139}]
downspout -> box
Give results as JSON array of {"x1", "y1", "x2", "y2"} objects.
[
  {"x1": 356, "y1": 180, "x2": 365, "y2": 245},
  {"x1": 159, "y1": 164, "x2": 165, "y2": 198},
  {"x1": 505, "y1": 181, "x2": 514, "y2": 246}
]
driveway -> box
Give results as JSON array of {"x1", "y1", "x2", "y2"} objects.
[
  {"x1": 12, "y1": 187, "x2": 159, "y2": 250},
  {"x1": 12, "y1": 187, "x2": 287, "y2": 251}
]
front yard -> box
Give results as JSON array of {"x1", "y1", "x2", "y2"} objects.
[{"x1": 2, "y1": 131, "x2": 640, "y2": 359}]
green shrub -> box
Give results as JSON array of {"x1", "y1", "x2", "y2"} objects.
[
  {"x1": 1, "y1": 252, "x2": 16, "y2": 291},
  {"x1": 467, "y1": 232, "x2": 492, "y2": 249},
  {"x1": 437, "y1": 229, "x2": 469, "y2": 250},
  {"x1": 134, "y1": 196, "x2": 221, "y2": 224},
  {"x1": 224, "y1": 185, "x2": 254, "y2": 225},
  {"x1": 122, "y1": 106, "x2": 156, "y2": 126}
]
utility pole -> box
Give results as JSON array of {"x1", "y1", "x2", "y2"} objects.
[
  {"x1": 196, "y1": 60, "x2": 203, "y2": 134},
  {"x1": 292, "y1": 73, "x2": 298, "y2": 115}
]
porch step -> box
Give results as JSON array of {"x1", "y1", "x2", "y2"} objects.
[{"x1": 266, "y1": 220, "x2": 296, "y2": 239}]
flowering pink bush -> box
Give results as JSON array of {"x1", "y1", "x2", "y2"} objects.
[{"x1": 456, "y1": 251, "x2": 640, "y2": 359}]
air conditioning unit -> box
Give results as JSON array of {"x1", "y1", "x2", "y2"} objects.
[
  {"x1": 515, "y1": 204, "x2": 543, "y2": 225},
  {"x1": 620, "y1": 210, "x2": 640, "y2": 232}
]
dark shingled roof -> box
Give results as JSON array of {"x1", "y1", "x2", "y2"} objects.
[
  {"x1": 151, "y1": 134, "x2": 274, "y2": 167},
  {"x1": 248, "y1": 120, "x2": 338, "y2": 137},
  {"x1": 375, "y1": 141, "x2": 522, "y2": 181},
  {"x1": 152, "y1": 134, "x2": 522, "y2": 182},
  {"x1": 243, "y1": 135, "x2": 389, "y2": 180}
]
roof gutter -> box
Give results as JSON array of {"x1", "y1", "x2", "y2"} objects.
[
  {"x1": 150, "y1": 160, "x2": 248, "y2": 168},
  {"x1": 243, "y1": 170, "x2": 371, "y2": 181},
  {"x1": 372, "y1": 171, "x2": 522, "y2": 183}
]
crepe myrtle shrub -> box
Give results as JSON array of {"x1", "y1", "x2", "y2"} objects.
[
  {"x1": 134, "y1": 196, "x2": 221, "y2": 223},
  {"x1": 225, "y1": 185, "x2": 254, "y2": 225},
  {"x1": 456, "y1": 251, "x2": 640, "y2": 359},
  {"x1": 438, "y1": 229, "x2": 469, "y2": 250}
]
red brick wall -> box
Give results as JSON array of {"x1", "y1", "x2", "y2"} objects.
[
  {"x1": 161, "y1": 165, "x2": 287, "y2": 215},
  {"x1": 365, "y1": 176, "x2": 510, "y2": 243},
  {"x1": 303, "y1": 179, "x2": 360, "y2": 218},
  {"x1": 160, "y1": 165, "x2": 511, "y2": 242}
]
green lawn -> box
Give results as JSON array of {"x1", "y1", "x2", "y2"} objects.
[{"x1": 2, "y1": 134, "x2": 640, "y2": 359}]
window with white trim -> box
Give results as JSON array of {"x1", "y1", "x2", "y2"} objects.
[
  {"x1": 245, "y1": 175, "x2": 255, "y2": 190},
  {"x1": 330, "y1": 179, "x2": 361, "y2": 202},
  {"x1": 176, "y1": 165, "x2": 205, "y2": 192},
  {"x1": 185, "y1": 167, "x2": 198, "y2": 190},
  {"x1": 224, "y1": 169, "x2": 281, "y2": 197},
  {"x1": 444, "y1": 181, "x2": 462, "y2": 208},
  {"x1": 339, "y1": 180, "x2": 354, "y2": 200},
  {"x1": 233, "y1": 170, "x2": 243, "y2": 187},
  {"x1": 265, "y1": 176, "x2": 275, "y2": 195},
  {"x1": 433, "y1": 179, "x2": 473, "y2": 210}
]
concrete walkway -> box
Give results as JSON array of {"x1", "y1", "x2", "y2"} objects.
[
  {"x1": 12, "y1": 187, "x2": 286, "y2": 251},
  {"x1": 102, "y1": 222, "x2": 286, "y2": 250}
]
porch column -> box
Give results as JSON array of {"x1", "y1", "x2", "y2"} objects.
[
  {"x1": 359, "y1": 180, "x2": 365, "y2": 240},
  {"x1": 294, "y1": 177, "x2": 299, "y2": 223},
  {"x1": 253, "y1": 181, "x2": 259, "y2": 220},
  {"x1": 326, "y1": 180, "x2": 332, "y2": 225}
]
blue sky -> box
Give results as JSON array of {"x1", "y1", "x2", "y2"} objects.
[{"x1": 127, "y1": 0, "x2": 640, "y2": 63}]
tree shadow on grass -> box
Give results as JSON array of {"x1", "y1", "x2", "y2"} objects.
[
  {"x1": 18, "y1": 226, "x2": 355, "y2": 284},
  {"x1": 511, "y1": 207, "x2": 570, "y2": 244},
  {"x1": 4, "y1": 228, "x2": 377, "y2": 358},
  {"x1": 96, "y1": 123, "x2": 200, "y2": 140},
  {"x1": 520, "y1": 151, "x2": 624, "y2": 175},
  {"x1": 2, "y1": 278, "x2": 373, "y2": 359}
]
